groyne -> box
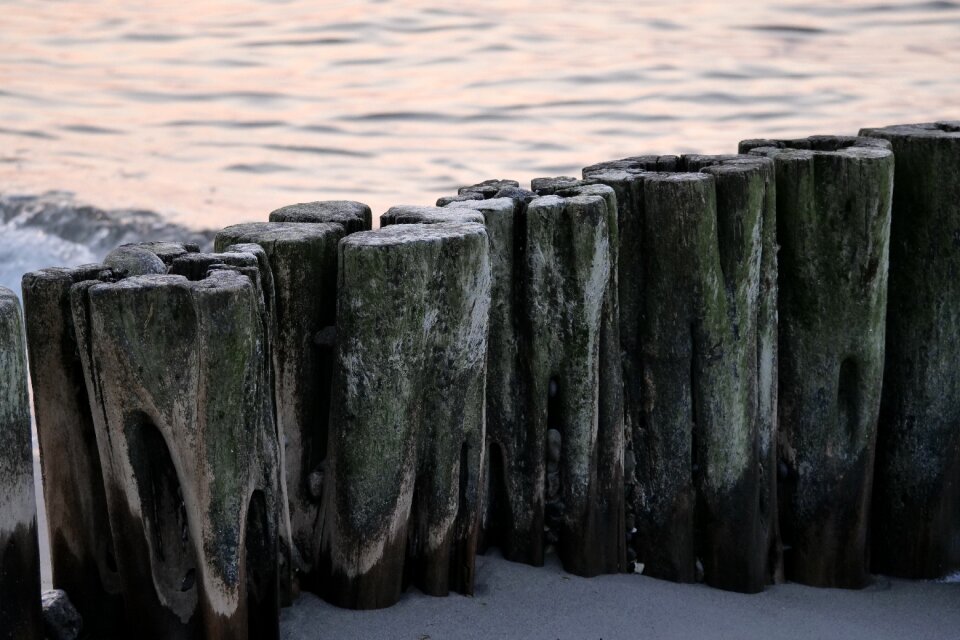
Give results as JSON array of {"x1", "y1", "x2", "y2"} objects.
[{"x1": 1, "y1": 121, "x2": 958, "y2": 639}]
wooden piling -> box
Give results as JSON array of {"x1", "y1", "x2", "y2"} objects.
[
  {"x1": 317, "y1": 222, "x2": 490, "y2": 609},
  {"x1": 521, "y1": 192, "x2": 622, "y2": 577},
  {"x1": 741, "y1": 135, "x2": 893, "y2": 588},
  {"x1": 214, "y1": 222, "x2": 350, "y2": 596},
  {"x1": 859, "y1": 121, "x2": 960, "y2": 579},
  {"x1": 525, "y1": 182, "x2": 625, "y2": 577},
  {"x1": 0, "y1": 286, "x2": 42, "y2": 640},
  {"x1": 440, "y1": 197, "x2": 533, "y2": 563},
  {"x1": 404, "y1": 188, "x2": 624, "y2": 578},
  {"x1": 21, "y1": 264, "x2": 130, "y2": 634},
  {"x1": 72, "y1": 264, "x2": 281, "y2": 639},
  {"x1": 579, "y1": 153, "x2": 780, "y2": 593}
]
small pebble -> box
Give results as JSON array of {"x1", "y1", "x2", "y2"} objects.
[{"x1": 42, "y1": 589, "x2": 82, "y2": 640}]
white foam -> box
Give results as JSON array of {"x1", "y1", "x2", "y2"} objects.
[{"x1": 0, "y1": 222, "x2": 97, "y2": 295}]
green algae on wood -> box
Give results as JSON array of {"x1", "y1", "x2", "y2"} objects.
[
  {"x1": 317, "y1": 222, "x2": 490, "y2": 610},
  {"x1": 72, "y1": 265, "x2": 282, "y2": 639},
  {"x1": 436, "y1": 184, "x2": 624, "y2": 578},
  {"x1": 441, "y1": 196, "x2": 534, "y2": 564},
  {"x1": 520, "y1": 192, "x2": 624, "y2": 577},
  {"x1": 524, "y1": 182, "x2": 625, "y2": 577},
  {"x1": 0, "y1": 286, "x2": 42, "y2": 640},
  {"x1": 214, "y1": 222, "x2": 350, "y2": 596},
  {"x1": 741, "y1": 135, "x2": 893, "y2": 589},
  {"x1": 859, "y1": 121, "x2": 960, "y2": 579},
  {"x1": 580, "y1": 154, "x2": 780, "y2": 593},
  {"x1": 693, "y1": 157, "x2": 781, "y2": 592}
]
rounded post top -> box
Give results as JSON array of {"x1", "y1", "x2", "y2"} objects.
[
  {"x1": 342, "y1": 221, "x2": 488, "y2": 250},
  {"x1": 217, "y1": 221, "x2": 346, "y2": 243},
  {"x1": 739, "y1": 135, "x2": 892, "y2": 160},
  {"x1": 860, "y1": 121, "x2": 960, "y2": 140},
  {"x1": 269, "y1": 200, "x2": 372, "y2": 230},
  {"x1": 381, "y1": 205, "x2": 484, "y2": 227}
]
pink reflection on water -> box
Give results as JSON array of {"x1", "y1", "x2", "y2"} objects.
[{"x1": 1, "y1": 0, "x2": 958, "y2": 226}]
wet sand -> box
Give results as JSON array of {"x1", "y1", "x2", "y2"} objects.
[{"x1": 281, "y1": 551, "x2": 960, "y2": 640}]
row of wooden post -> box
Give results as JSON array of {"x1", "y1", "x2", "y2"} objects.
[{"x1": 1, "y1": 122, "x2": 959, "y2": 639}]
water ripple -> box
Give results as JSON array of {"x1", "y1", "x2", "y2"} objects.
[{"x1": 0, "y1": 0, "x2": 957, "y2": 226}]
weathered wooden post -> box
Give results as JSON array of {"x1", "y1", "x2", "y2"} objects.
[
  {"x1": 72, "y1": 265, "x2": 282, "y2": 639},
  {"x1": 214, "y1": 222, "x2": 353, "y2": 595},
  {"x1": 22, "y1": 265, "x2": 125, "y2": 634},
  {"x1": 317, "y1": 222, "x2": 490, "y2": 609},
  {"x1": 690, "y1": 157, "x2": 780, "y2": 591},
  {"x1": 525, "y1": 181, "x2": 625, "y2": 577},
  {"x1": 269, "y1": 201, "x2": 372, "y2": 234},
  {"x1": 859, "y1": 121, "x2": 960, "y2": 579},
  {"x1": 519, "y1": 191, "x2": 623, "y2": 577},
  {"x1": 431, "y1": 198, "x2": 534, "y2": 563},
  {"x1": 390, "y1": 191, "x2": 625, "y2": 578},
  {"x1": 21, "y1": 244, "x2": 203, "y2": 632},
  {"x1": 0, "y1": 286, "x2": 42, "y2": 640},
  {"x1": 579, "y1": 154, "x2": 779, "y2": 593},
  {"x1": 740, "y1": 135, "x2": 893, "y2": 588}
]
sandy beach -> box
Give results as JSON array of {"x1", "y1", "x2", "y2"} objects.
[{"x1": 281, "y1": 551, "x2": 960, "y2": 640}]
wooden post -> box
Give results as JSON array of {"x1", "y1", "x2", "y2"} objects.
[
  {"x1": 72, "y1": 264, "x2": 281, "y2": 639},
  {"x1": 580, "y1": 154, "x2": 780, "y2": 593},
  {"x1": 269, "y1": 201, "x2": 372, "y2": 234},
  {"x1": 317, "y1": 222, "x2": 490, "y2": 609},
  {"x1": 692, "y1": 157, "x2": 781, "y2": 591},
  {"x1": 859, "y1": 121, "x2": 960, "y2": 579},
  {"x1": 521, "y1": 191, "x2": 623, "y2": 577},
  {"x1": 396, "y1": 190, "x2": 624, "y2": 578},
  {"x1": 741, "y1": 135, "x2": 893, "y2": 588},
  {"x1": 441, "y1": 198, "x2": 533, "y2": 563},
  {"x1": 214, "y1": 223, "x2": 350, "y2": 596},
  {"x1": 0, "y1": 286, "x2": 42, "y2": 640},
  {"x1": 526, "y1": 182, "x2": 625, "y2": 577},
  {"x1": 21, "y1": 264, "x2": 127, "y2": 634}
]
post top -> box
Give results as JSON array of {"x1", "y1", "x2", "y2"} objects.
[
  {"x1": 444, "y1": 197, "x2": 516, "y2": 215},
  {"x1": 740, "y1": 135, "x2": 892, "y2": 159},
  {"x1": 457, "y1": 179, "x2": 520, "y2": 198},
  {"x1": 269, "y1": 200, "x2": 372, "y2": 227},
  {"x1": 644, "y1": 172, "x2": 715, "y2": 185},
  {"x1": 582, "y1": 154, "x2": 679, "y2": 175},
  {"x1": 381, "y1": 205, "x2": 484, "y2": 226},
  {"x1": 87, "y1": 268, "x2": 254, "y2": 297},
  {"x1": 343, "y1": 221, "x2": 488, "y2": 250},
  {"x1": 860, "y1": 121, "x2": 960, "y2": 140},
  {"x1": 218, "y1": 221, "x2": 345, "y2": 243}
]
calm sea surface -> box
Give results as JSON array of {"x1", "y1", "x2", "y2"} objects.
[{"x1": 1, "y1": 0, "x2": 959, "y2": 226}]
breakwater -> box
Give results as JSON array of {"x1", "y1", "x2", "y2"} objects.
[{"x1": 1, "y1": 121, "x2": 958, "y2": 639}]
